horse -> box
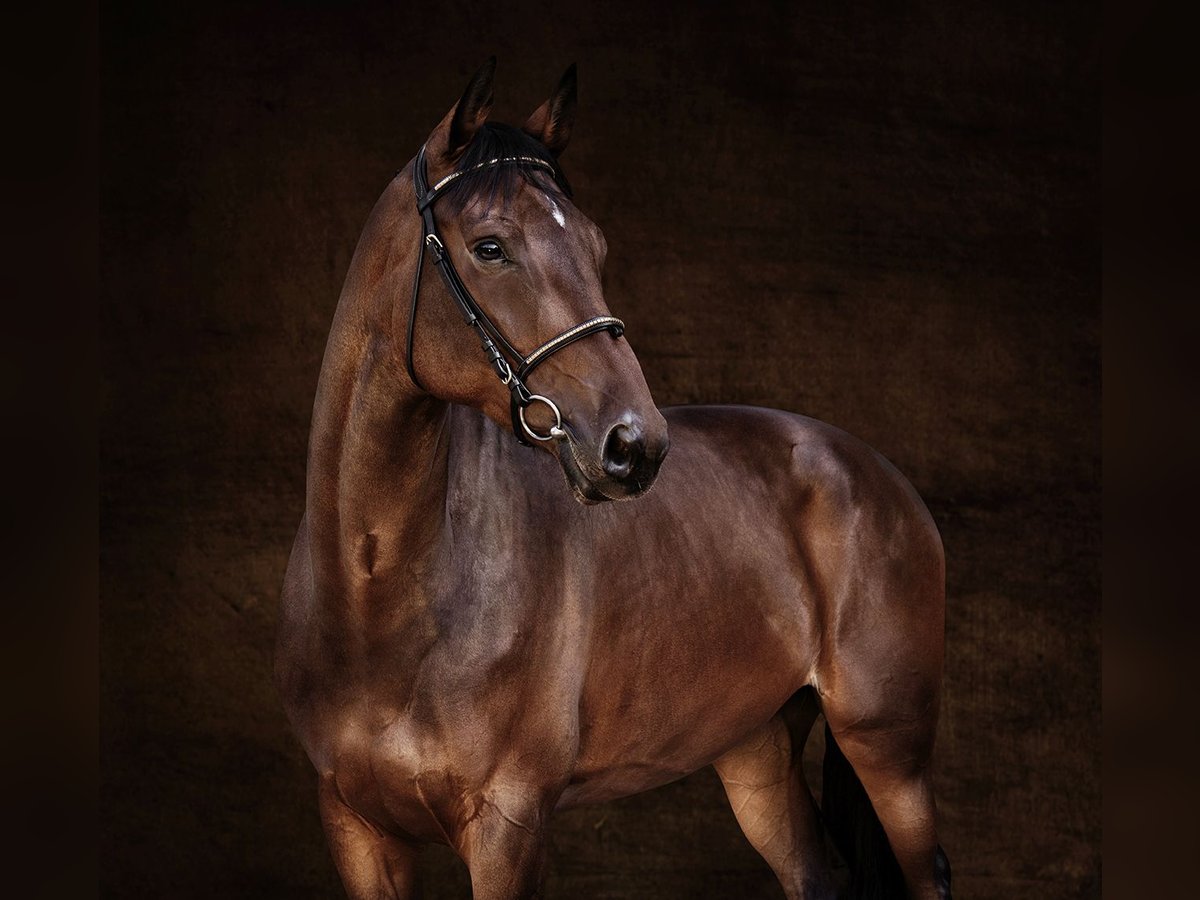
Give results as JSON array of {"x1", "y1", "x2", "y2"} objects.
[{"x1": 276, "y1": 58, "x2": 952, "y2": 900}]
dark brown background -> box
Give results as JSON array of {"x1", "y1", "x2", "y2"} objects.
[{"x1": 100, "y1": 1, "x2": 1099, "y2": 897}]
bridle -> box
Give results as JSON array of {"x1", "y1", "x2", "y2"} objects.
[{"x1": 405, "y1": 144, "x2": 625, "y2": 445}]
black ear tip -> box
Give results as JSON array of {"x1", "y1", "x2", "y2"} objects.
[
  {"x1": 472, "y1": 56, "x2": 498, "y2": 86},
  {"x1": 558, "y1": 63, "x2": 577, "y2": 101},
  {"x1": 465, "y1": 57, "x2": 497, "y2": 105}
]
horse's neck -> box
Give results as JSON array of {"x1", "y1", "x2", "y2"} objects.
[{"x1": 304, "y1": 189, "x2": 451, "y2": 600}]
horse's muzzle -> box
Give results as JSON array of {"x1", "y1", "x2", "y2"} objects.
[
  {"x1": 602, "y1": 422, "x2": 647, "y2": 481},
  {"x1": 559, "y1": 414, "x2": 669, "y2": 504}
]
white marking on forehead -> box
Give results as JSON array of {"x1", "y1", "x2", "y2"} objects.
[{"x1": 538, "y1": 190, "x2": 567, "y2": 230}]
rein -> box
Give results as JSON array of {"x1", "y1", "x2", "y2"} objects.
[{"x1": 405, "y1": 144, "x2": 625, "y2": 445}]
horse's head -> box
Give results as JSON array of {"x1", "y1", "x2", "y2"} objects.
[{"x1": 404, "y1": 59, "x2": 668, "y2": 503}]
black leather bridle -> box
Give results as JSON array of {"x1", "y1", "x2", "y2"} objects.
[{"x1": 406, "y1": 144, "x2": 625, "y2": 445}]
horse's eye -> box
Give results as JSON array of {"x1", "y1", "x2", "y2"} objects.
[{"x1": 473, "y1": 240, "x2": 506, "y2": 262}]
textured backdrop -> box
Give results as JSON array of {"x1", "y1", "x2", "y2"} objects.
[{"x1": 100, "y1": 1, "x2": 1100, "y2": 896}]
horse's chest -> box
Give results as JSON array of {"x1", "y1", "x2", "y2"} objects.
[
  {"x1": 319, "y1": 707, "x2": 459, "y2": 842},
  {"x1": 322, "y1": 638, "x2": 579, "y2": 841}
]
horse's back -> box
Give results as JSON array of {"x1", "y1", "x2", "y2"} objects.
[{"x1": 661, "y1": 403, "x2": 941, "y2": 569}]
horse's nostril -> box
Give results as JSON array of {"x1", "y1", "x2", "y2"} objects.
[{"x1": 602, "y1": 423, "x2": 644, "y2": 480}]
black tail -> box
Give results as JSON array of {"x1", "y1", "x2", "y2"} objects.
[{"x1": 821, "y1": 723, "x2": 908, "y2": 900}]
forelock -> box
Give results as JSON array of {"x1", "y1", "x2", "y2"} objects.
[{"x1": 440, "y1": 123, "x2": 572, "y2": 215}]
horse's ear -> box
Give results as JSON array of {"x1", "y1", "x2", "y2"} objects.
[
  {"x1": 430, "y1": 57, "x2": 496, "y2": 164},
  {"x1": 522, "y1": 63, "x2": 577, "y2": 157}
]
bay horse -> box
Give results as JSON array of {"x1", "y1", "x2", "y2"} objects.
[{"x1": 276, "y1": 59, "x2": 952, "y2": 900}]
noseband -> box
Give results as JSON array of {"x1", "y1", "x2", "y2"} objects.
[{"x1": 405, "y1": 144, "x2": 625, "y2": 445}]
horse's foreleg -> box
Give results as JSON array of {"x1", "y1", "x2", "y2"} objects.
[
  {"x1": 318, "y1": 776, "x2": 420, "y2": 899},
  {"x1": 456, "y1": 783, "x2": 553, "y2": 900},
  {"x1": 713, "y1": 701, "x2": 836, "y2": 900}
]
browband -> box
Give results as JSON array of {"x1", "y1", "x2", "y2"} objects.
[{"x1": 420, "y1": 155, "x2": 559, "y2": 211}]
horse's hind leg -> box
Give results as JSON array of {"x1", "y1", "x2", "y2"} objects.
[
  {"x1": 822, "y1": 670, "x2": 951, "y2": 899},
  {"x1": 713, "y1": 693, "x2": 836, "y2": 900},
  {"x1": 318, "y1": 776, "x2": 420, "y2": 899}
]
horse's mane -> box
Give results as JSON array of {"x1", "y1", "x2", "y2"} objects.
[{"x1": 439, "y1": 123, "x2": 571, "y2": 214}]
